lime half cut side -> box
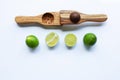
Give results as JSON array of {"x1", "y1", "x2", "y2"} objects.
[
  {"x1": 65, "y1": 33, "x2": 77, "y2": 47},
  {"x1": 45, "y1": 32, "x2": 59, "y2": 47}
]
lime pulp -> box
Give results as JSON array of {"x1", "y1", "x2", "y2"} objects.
[
  {"x1": 64, "y1": 33, "x2": 77, "y2": 47},
  {"x1": 45, "y1": 32, "x2": 59, "y2": 47}
]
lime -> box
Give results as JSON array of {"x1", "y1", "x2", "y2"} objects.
[
  {"x1": 25, "y1": 35, "x2": 39, "y2": 48},
  {"x1": 83, "y1": 33, "x2": 97, "y2": 46},
  {"x1": 65, "y1": 33, "x2": 77, "y2": 47},
  {"x1": 45, "y1": 32, "x2": 59, "y2": 47}
]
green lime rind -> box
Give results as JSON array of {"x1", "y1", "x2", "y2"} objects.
[
  {"x1": 25, "y1": 35, "x2": 39, "y2": 48},
  {"x1": 83, "y1": 33, "x2": 97, "y2": 46},
  {"x1": 45, "y1": 32, "x2": 59, "y2": 47},
  {"x1": 65, "y1": 33, "x2": 77, "y2": 47}
]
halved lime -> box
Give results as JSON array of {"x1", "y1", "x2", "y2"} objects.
[
  {"x1": 83, "y1": 33, "x2": 97, "y2": 46},
  {"x1": 45, "y1": 32, "x2": 59, "y2": 47},
  {"x1": 64, "y1": 33, "x2": 77, "y2": 47},
  {"x1": 25, "y1": 35, "x2": 39, "y2": 48}
]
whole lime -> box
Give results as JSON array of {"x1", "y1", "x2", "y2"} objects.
[
  {"x1": 83, "y1": 33, "x2": 97, "y2": 46},
  {"x1": 25, "y1": 35, "x2": 39, "y2": 48}
]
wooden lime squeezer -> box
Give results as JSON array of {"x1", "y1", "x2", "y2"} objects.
[{"x1": 15, "y1": 10, "x2": 107, "y2": 26}]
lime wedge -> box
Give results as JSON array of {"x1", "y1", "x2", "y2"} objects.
[
  {"x1": 45, "y1": 32, "x2": 59, "y2": 47},
  {"x1": 65, "y1": 33, "x2": 77, "y2": 47}
]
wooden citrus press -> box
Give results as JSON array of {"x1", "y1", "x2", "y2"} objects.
[{"x1": 15, "y1": 10, "x2": 107, "y2": 26}]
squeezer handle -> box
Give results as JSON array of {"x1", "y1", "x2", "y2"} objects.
[
  {"x1": 82, "y1": 14, "x2": 107, "y2": 22},
  {"x1": 15, "y1": 16, "x2": 40, "y2": 24}
]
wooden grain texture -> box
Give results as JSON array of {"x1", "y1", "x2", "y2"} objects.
[
  {"x1": 15, "y1": 12, "x2": 60, "y2": 26},
  {"x1": 15, "y1": 16, "x2": 41, "y2": 24},
  {"x1": 80, "y1": 14, "x2": 107, "y2": 22},
  {"x1": 41, "y1": 12, "x2": 60, "y2": 26},
  {"x1": 60, "y1": 10, "x2": 107, "y2": 25},
  {"x1": 15, "y1": 10, "x2": 107, "y2": 26}
]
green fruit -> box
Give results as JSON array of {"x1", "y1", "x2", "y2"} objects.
[
  {"x1": 65, "y1": 33, "x2": 77, "y2": 47},
  {"x1": 45, "y1": 32, "x2": 59, "y2": 47},
  {"x1": 83, "y1": 33, "x2": 97, "y2": 46},
  {"x1": 25, "y1": 35, "x2": 39, "y2": 48}
]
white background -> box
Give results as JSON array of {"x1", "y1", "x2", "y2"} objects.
[{"x1": 0, "y1": 0, "x2": 120, "y2": 80}]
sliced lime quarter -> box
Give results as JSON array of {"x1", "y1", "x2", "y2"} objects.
[{"x1": 45, "y1": 32, "x2": 59, "y2": 47}]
